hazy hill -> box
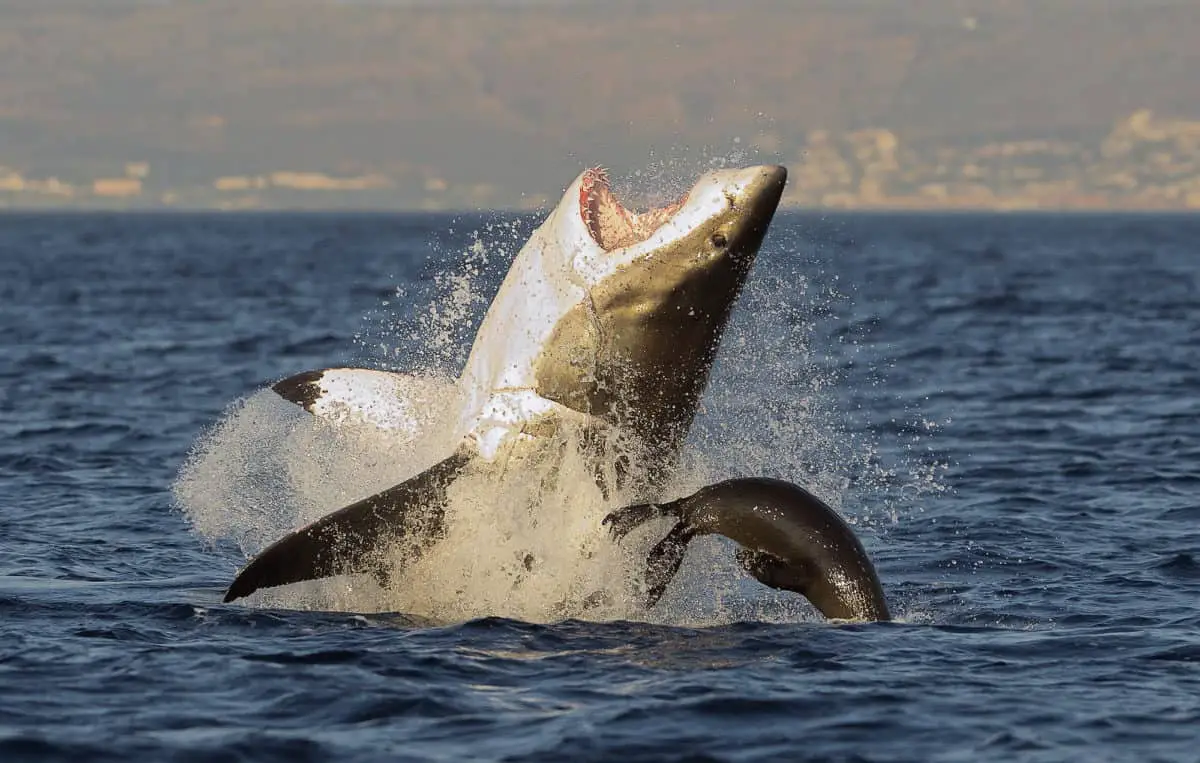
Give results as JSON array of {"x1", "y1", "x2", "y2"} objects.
[{"x1": 1, "y1": 0, "x2": 1198, "y2": 207}]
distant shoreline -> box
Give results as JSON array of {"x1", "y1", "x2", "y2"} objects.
[{"x1": 2, "y1": 204, "x2": 1197, "y2": 216}]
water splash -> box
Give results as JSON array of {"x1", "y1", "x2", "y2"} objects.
[
  {"x1": 174, "y1": 376, "x2": 461, "y2": 557},
  {"x1": 173, "y1": 163, "x2": 940, "y2": 625}
]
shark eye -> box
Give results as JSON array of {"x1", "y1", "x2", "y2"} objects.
[{"x1": 710, "y1": 232, "x2": 728, "y2": 248}]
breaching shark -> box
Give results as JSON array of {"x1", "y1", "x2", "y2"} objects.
[{"x1": 217, "y1": 164, "x2": 889, "y2": 621}]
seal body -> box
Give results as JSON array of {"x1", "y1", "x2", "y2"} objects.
[{"x1": 604, "y1": 478, "x2": 890, "y2": 622}]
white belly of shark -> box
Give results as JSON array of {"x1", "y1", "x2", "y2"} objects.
[{"x1": 205, "y1": 164, "x2": 800, "y2": 617}]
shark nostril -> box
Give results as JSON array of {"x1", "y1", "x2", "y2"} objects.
[{"x1": 711, "y1": 232, "x2": 728, "y2": 248}]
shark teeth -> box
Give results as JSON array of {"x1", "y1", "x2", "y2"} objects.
[{"x1": 580, "y1": 166, "x2": 685, "y2": 252}]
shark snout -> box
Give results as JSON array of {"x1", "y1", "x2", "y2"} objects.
[
  {"x1": 728, "y1": 164, "x2": 788, "y2": 212},
  {"x1": 703, "y1": 165, "x2": 787, "y2": 260}
]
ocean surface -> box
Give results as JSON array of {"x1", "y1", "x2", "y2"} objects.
[{"x1": 2, "y1": 209, "x2": 1199, "y2": 762}]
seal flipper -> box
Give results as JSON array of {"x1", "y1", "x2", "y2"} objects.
[
  {"x1": 644, "y1": 522, "x2": 697, "y2": 608},
  {"x1": 601, "y1": 499, "x2": 680, "y2": 540},
  {"x1": 735, "y1": 548, "x2": 815, "y2": 595},
  {"x1": 223, "y1": 450, "x2": 471, "y2": 603},
  {"x1": 603, "y1": 498, "x2": 698, "y2": 607}
]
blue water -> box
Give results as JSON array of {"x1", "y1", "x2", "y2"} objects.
[{"x1": 2, "y1": 211, "x2": 1199, "y2": 761}]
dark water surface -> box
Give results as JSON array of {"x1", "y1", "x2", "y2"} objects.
[{"x1": 2, "y1": 211, "x2": 1199, "y2": 762}]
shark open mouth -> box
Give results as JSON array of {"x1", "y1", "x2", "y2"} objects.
[{"x1": 580, "y1": 167, "x2": 687, "y2": 251}]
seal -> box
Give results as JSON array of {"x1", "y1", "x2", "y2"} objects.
[
  {"x1": 222, "y1": 164, "x2": 788, "y2": 602},
  {"x1": 603, "y1": 477, "x2": 891, "y2": 621}
]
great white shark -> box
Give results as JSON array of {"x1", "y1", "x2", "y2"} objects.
[{"x1": 217, "y1": 164, "x2": 888, "y2": 620}]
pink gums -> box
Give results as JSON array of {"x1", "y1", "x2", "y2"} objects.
[{"x1": 579, "y1": 167, "x2": 686, "y2": 251}]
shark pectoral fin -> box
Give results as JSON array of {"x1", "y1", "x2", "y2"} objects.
[
  {"x1": 644, "y1": 522, "x2": 697, "y2": 608},
  {"x1": 222, "y1": 449, "x2": 472, "y2": 603},
  {"x1": 271, "y1": 367, "x2": 458, "y2": 433}
]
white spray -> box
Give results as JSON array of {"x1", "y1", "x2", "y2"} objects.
[{"x1": 174, "y1": 167, "x2": 939, "y2": 626}]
